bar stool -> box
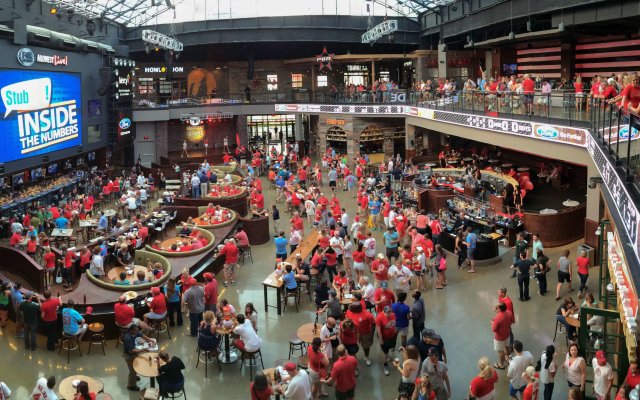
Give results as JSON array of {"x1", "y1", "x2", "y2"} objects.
[
  {"x1": 149, "y1": 315, "x2": 172, "y2": 341},
  {"x1": 239, "y1": 246, "x2": 253, "y2": 264},
  {"x1": 297, "y1": 355, "x2": 309, "y2": 370},
  {"x1": 196, "y1": 346, "x2": 221, "y2": 378},
  {"x1": 309, "y1": 269, "x2": 320, "y2": 286},
  {"x1": 87, "y1": 323, "x2": 106, "y2": 355},
  {"x1": 282, "y1": 287, "x2": 300, "y2": 313},
  {"x1": 115, "y1": 325, "x2": 128, "y2": 348},
  {"x1": 239, "y1": 348, "x2": 264, "y2": 380},
  {"x1": 288, "y1": 334, "x2": 306, "y2": 359},
  {"x1": 59, "y1": 332, "x2": 83, "y2": 364},
  {"x1": 553, "y1": 319, "x2": 568, "y2": 346},
  {"x1": 163, "y1": 387, "x2": 187, "y2": 399}
]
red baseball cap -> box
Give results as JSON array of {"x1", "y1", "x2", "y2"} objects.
[{"x1": 283, "y1": 362, "x2": 297, "y2": 371}]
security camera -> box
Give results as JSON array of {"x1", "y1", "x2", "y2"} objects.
[{"x1": 588, "y1": 177, "x2": 603, "y2": 189}]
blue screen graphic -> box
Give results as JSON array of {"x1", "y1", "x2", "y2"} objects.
[{"x1": 0, "y1": 70, "x2": 82, "y2": 163}]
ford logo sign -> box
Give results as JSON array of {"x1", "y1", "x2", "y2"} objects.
[
  {"x1": 619, "y1": 126, "x2": 639, "y2": 139},
  {"x1": 535, "y1": 125, "x2": 559, "y2": 139},
  {"x1": 119, "y1": 118, "x2": 132, "y2": 130},
  {"x1": 17, "y1": 48, "x2": 35, "y2": 67}
]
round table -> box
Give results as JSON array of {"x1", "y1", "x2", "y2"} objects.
[
  {"x1": 216, "y1": 325, "x2": 238, "y2": 364},
  {"x1": 192, "y1": 214, "x2": 234, "y2": 226},
  {"x1": 107, "y1": 265, "x2": 150, "y2": 282},
  {"x1": 517, "y1": 167, "x2": 530, "y2": 172},
  {"x1": 103, "y1": 209, "x2": 117, "y2": 218},
  {"x1": 463, "y1": 157, "x2": 473, "y2": 162},
  {"x1": 160, "y1": 237, "x2": 199, "y2": 250},
  {"x1": 566, "y1": 316, "x2": 581, "y2": 328},
  {"x1": 563, "y1": 200, "x2": 580, "y2": 208},
  {"x1": 59, "y1": 375, "x2": 104, "y2": 399},
  {"x1": 296, "y1": 322, "x2": 320, "y2": 344},
  {"x1": 133, "y1": 353, "x2": 165, "y2": 381},
  {"x1": 424, "y1": 163, "x2": 436, "y2": 168}
]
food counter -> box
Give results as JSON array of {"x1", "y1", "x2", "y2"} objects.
[{"x1": 438, "y1": 231, "x2": 500, "y2": 261}]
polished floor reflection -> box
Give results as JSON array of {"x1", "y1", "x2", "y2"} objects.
[{"x1": 0, "y1": 175, "x2": 578, "y2": 400}]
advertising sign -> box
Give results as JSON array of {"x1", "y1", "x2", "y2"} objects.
[
  {"x1": 117, "y1": 111, "x2": 133, "y2": 139},
  {"x1": 532, "y1": 124, "x2": 587, "y2": 146},
  {"x1": 17, "y1": 48, "x2": 68, "y2": 67},
  {"x1": 0, "y1": 70, "x2": 81, "y2": 163}
]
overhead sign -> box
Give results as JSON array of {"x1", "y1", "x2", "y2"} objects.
[
  {"x1": 326, "y1": 119, "x2": 345, "y2": 125},
  {"x1": 114, "y1": 69, "x2": 134, "y2": 102},
  {"x1": 143, "y1": 66, "x2": 184, "y2": 74},
  {"x1": 117, "y1": 111, "x2": 133, "y2": 139},
  {"x1": 0, "y1": 70, "x2": 81, "y2": 162},
  {"x1": 17, "y1": 48, "x2": 68, "y2": 67},
  {"x1": 532, "y1": 124, "x2": 587, "y2": 146},
  {"x1": 316, "y1": 46, "x2": 334, "y2": 71},
  {"x1": 361, "y1": 19, "x2": 398, "y2": 44},
  {"x1": 141, "y1": 29, "x2": 183, "y2": 52},
  {"x1": 433, "y1": 111, "x2": 533, "y2": 137},
  {"x1": 275, "y1": 104, "x2": 406, "y2": 115}
]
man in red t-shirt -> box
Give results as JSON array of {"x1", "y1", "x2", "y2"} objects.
[
  {"x1": 203, "y1": 272, "x2": 218, "y2": 311},
  {"x1": 373, "y1": 283, "x2": 395, "y2": 314},
  {"x1": 498, "y1": 287, "x2": 515, "y2": 354},
  {"x1": 290, "y1": 212, "x2": 304, "y2": 232},
  {"x1": 371, "y1": 254, "x2": 389, "y2": 286},
  {"x1": 298, "y1": 168, "x2": 307, "y2": 188},
  {"x1": 252, "y1": 190, "x2": 265, "y2": 211},
  {"x1": 522, "y1": 74, "x2": 535, "y2": 114},
  {"x1": 219, "y1": 238, "x2": 239, "y2": 287},
  {"x1": 144, "y1": 287, "x2": 167, "y2": 325},
  {"x1": 376, "y1": 306, "x2": 398, "y2": 376},
  {"x1": 576, "y1": 250, "x2": 591, "y2": 298},
  {"x1": 114, "y1": 295, "x2": 151, "y2": 332},
  {"x1": 624, "y1": 74, "x2": 640, "y2": 111},
  {"x1": 624, "y1": 361, "x2": 640, "y2": 388},
  {"x1": 491, "y1": 302, "x2": 513, "y2": 369},
  {"x1": 323, "y1": 345, "x2": 358, "y2": 399},
  {"x1": 345, "y1": 302, "x2": 376, "y2": 365},
  {"x1": 40, "y1": 290, "x2": 61, "y2": 351}
]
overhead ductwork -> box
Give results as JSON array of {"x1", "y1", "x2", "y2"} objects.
[{"x1": 26, "y1": 25, "x2": 114, "y2": 54}]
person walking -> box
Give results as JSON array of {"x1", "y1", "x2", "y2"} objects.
[
  {"x1": 323, "y1": 344, "x2": 359, "y2": 400},
  {"x1": 376, "y1": 305, "x2": 398, "y2": 376},
  {"x1": 576, "y1": 250, "x2": 590, "y2": 299},
  {"x1": 491, "y1": 302, "x2": 513, "y2": 370},
  {"x1": 556, "y1": 249, "x2": 574, "y2": 301},
  {"x1": 183, "y1": 278, "x2": 205, "y2": 337},
  {"x1": 562, "y1": 343, "x2": 586, "y2": 392},
  {"x1": 420, "y1": 348, "x2": 451, "y2": 400},
  {"x1": 510, "y1": 232, "x2": 528, "y2": 278},
  {"x1": 535, "y1": 251, "x2": 551, "y2": 296},
  {"x1": 392, "y1": 292, "x2": 411, "y2": 349},
  {"x1": 307, "y1": 337, "x2": 329, "y2": 398},
  {"x1": 465, "y1": 226, "x2": 478, "y2": 273},
  {"x1": 513, "y1": 252, "x2": 534, "y2": 301},
  {"x1": 592, "y1": 350, "x2": 614, "y2": 400},
  {"x1": 411, "y1": 291, "x2": 425, "y2": 339},
  {"x1": 539, "y1": 344, "x2": 557, "y2": 400}
]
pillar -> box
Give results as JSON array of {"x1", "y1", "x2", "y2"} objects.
[
  {"x1": 560, "y1": 40, "x2": 576, "y2": 83},
  {"x1": 371, "y1": 60, "x2": 376, "y2": 83},
  {"x1": 586, "y1": 162, "x2": 601, "y2": 222},
  {"x1": 294, "y1": 114, "x2": 304, "y2": 141},
  {"x1": 416, "y1": 56, "x2": 425, "y2": 82},
  {"x1": 438, "y1": 43, "x2": 447, "y2": 81},
  {"x1": 485, "y1": 50, "x2": 493, "y2": 80},
  {"x1": 405, "y1": 123, "x2": 416, "y2": 161}
]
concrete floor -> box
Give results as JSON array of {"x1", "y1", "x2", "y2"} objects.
[{"x1": 0, "y1": 175, "x2": 586, "y2": 399}]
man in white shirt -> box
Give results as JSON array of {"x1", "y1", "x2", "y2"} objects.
[
  {"x1": 359, "y1": 276, "x2": 375, "y2": 309},
  {"x1": 126, "y1": 195, "x2": 137, "y2": 216},
  {"x1": 363, "y1": 235, "x2": 376, "y2": 261},
  {"x1": 388, "y1": 259, "x2": 412, "y2": 295},
  {"x1": 277, "y1": 362, "x2": 312, "y2": 400},
  {"x1": 136, "y1": 173, "x2": 146, "y2": 186},
  {"x1": 30, "y1": 376, "x2": 58, "y2": 400},
  {"x1": 233, "y1": 314, "x2": 262, "y2": 353},
  {"x1": 506, "y1": 340, "x2": 534, "y2": 399},
  {"x1": 330, "y1": 232, "x2": 344, "y2": 264},
  {"x1": 341, "y1": 210, "x2": 349, "y2": 228},
  {"x1": 350, "y1": 218, "x2": 362, "y2": 240},
  {"x1": 592, "y1": 350, "x2": 614, "y2": 400}
]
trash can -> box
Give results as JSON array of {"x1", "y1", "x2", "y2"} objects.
[{"x1": 577, "y1": 244, "x2": 595, "y2": 266}]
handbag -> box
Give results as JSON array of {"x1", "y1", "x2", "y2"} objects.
[{"x1": 55, "y1": 268, "x2": 63, "y2": 284}]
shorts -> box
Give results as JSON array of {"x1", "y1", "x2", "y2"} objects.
[
  {"x1": 46, "y1": 267, "x2": 55, "y2": 273},
  {"x1": 117, "y1": 317, "x2": 142, "y2": 329},
  {"x1": 397, "y1": 327, "x2": 409, "y2": 337},
  {"x1": 308, "y1": 369, "x2": 320, "y2": 385},
  {"x1": 329, "y1": 181, "x2": 337, "y2": 188},
  {"x1": 380, "y1": 336, "x2": 397, "y2": 353},
  {"x1": 360, "y1": 330, "x2": 374, "y2": 349},
  {"x1": 494, "y1": 338, "x2": 508, "y2": 352},
  {"x1": 467, "y1": 248, "x2": 475, "y2": 260},
  {"x1": 275, "y1": 253, "x2": 287, "y2": 261},
  {"x1": 146, "y1": 312, "x2": 167, "y2": 320},
  {"x1": 335, "y1": 388, "x2": 355, "y2": 400},
  {"x1": 537, "y1": 97, "x2": 549, "y2": 105},
  {"x1": 345, "y1": 343, "x2": 359, "y2": 355},
  {"x1": 509, "y1": 384, "x2": 526, "y2": 398},
  {"x1": 354, "y1": 262, "x2": 365, "y2": 271},
  {"x1": 224, "y1": 263, "x2": 237, "y2": 273},
  {"x1": 558, "y1": 271, "x2": 571, "y2": 283},
  {"x1": 386, "y1": 247, "x2": 400, "y2": 260},
  {"x1": 413, "y1": 269, "x2": 423, "y2": 276},
  {"x1": 523, "y1": 94, "x2": 534, "y2": 104}
]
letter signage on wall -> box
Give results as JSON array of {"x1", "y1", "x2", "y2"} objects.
[{"x1": 0, "y1": 70, "x2": 82, "y2": 163}]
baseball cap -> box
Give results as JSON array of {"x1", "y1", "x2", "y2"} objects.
[
  {"x1": 188, "y1": 277, "x2": 197, "y2": 285},
  {"x1": 596, "y1": 350, "x2": 607, "y2": 365},
  {"x1": 380, "y1": 281, "x2": 388, "y2": 289},
  {"x1": 284, "y1": 362, "x2": 297, "y2": 371},
  {"x1": 328, "y1": 290, "x2": 337, "y2": 297},
  {"x1": 416, "y1": 246, "x2": 423, "y2": 252},
  {"x1": 377, "y1": 253, "x2": 385, "y2": 259},
  {"x1": 150, "y1": 287, "x2": 161, "y2": 295},
  {"x1": 203, "y1": 272, "x2": 213, "y2": 280}
]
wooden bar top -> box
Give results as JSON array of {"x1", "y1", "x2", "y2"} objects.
[{"x1": 262, "y1": 230, "x2": 320, "y2": 289}]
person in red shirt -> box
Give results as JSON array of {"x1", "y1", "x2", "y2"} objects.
[
  {"x1": 333, "y1": 270, "x2": 348, "y2": 292},
  {"x1": 9, "y1": 231, "x2": 21, "y2": 248},
  {"x1": 144, "y1": 287, "x2": 167, "y2": 325},
  {"x1": 250, "y1": 373, "x2": 273, "y2": 400},
  {"x1": 78, "y1": 247, "x2": 91, "y2": 272},
  {"x1": 290, "y1": 212, "x2": 304, "y2": 232},
  {"x1": 521, "y1": 367, "x2": 538, "y2": 400},
  {"x1": 491, "y1": 302, "x2": 513, "y2": 369},
  {"x1": 43, "y1": 247, "x2": 56, "y2": 288},
  {"x1": 317, "y1": 232, "x2": 330, "y2": 249},
  {"x1": 624, "y1": 74, "x2": 640, "y2": 111},
  {"x1": 345, "y1": 302, "x2": 375, "y2": 365},
  {"x1": 376, "y1": 306, "x2": 398, "y2": 375},
  {"x1": 137, "y1": 223, "x2": 149, "y2": 244},
  {"x1": 114, "y1": 295, "x2": 152, "y2": 332},
  {"x1": 219, "y1": 238, "x2": 239, "y2": 287},
  {"x1": 317, "y1": 194, "x2": 329, "y2": 212},
  {"x1": 373, "y1": 282, "x2": 395, "y2": 314},
  {"x1": 252, "y1": 190, "x2": 265, "y2": 211},
  {"x1": 522, "y1": 74, "x2": 535, "y2": 114},
  {"x1": 203, "y1": 272, "x2": 218, "y2": 311},
  {"x1": 323, "y1": 344, "x2": 359, "y2": 400},
  {"x1": 40, "y1": 290, "x2": 61, "y2": 350},
  {"x1": 498, "y1": 287, "x2": 515, "y2": 352},
  {"x1": 307, "y1": 337, "x2": 329, "y2": 398},
  {"x1": 576, "y1": 250, "x2": 590, "y2": 298},
  {"x1": 469, "y1": 357, "x2": 499, "y2": 399},
  {"x1": 371, "y1": 254, "x2": 389, "y2": 286},
  {"x1": 624, "y1": 361, "x2": 640, "y2": 388},
  {"x1": 339, "y1": 318, "x2": 359, "y2": 356},
  {"x1": 198, "y1": 234, "x2": 209, "y2": 247},
  {"x1": 58, "y1": 245, "x2": 75, "y2": 289},
  {"x1": 179, "y1": 242, "x2": 193, "y2": 252},
  {"x1": 298, "y1": 167, "x2": 308, "y2": 187}
]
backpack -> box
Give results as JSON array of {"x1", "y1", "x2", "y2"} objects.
[{"x1": 535, "y1": 351, "x2": 545, "y2": 372}]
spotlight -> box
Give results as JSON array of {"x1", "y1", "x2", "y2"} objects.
[
  {"x1": 558, "y1": 22, "x2": 565, "y2": 32},
  {"x1": 86, "y1": 19, "x2": 96, "y2": 36},
  {"x1": 155, "y1": 47, "x2": 159, "y2": 52},
  {"x1": 509, "y1": 31, "x2": 515, "y2": 40},
  {"x1": 50, "y1": 6, "x2": 58, "y2": 14}
]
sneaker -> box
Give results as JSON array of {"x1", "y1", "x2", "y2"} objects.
[
  {"x1": 365, "y1": 358, "x2": 372, "y2": 366},
  {"x1": 383, "y1": 364, "x2": 390, "y2": 376},
  {"x1": 224, "y1": 281, "x2": 228, "y2": 287}
]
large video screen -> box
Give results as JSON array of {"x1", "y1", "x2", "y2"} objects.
[{"x1": 0, "y1": 70, "x2": 82, "y2": 163}]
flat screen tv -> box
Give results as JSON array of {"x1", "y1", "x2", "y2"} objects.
[
  {"x1": 47, "y1": 163, "x2": 59, "y2": 175},
  {"x1": 503, "y1": 63, "x2": 517, "y2": 75}
]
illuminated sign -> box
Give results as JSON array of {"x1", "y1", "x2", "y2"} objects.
[
  {"x1": 0, "y1": 70, "x2": 81, "y2": 162},
  {"x1": 143, "y1": 66, "x2": 184, "y2": 74},
  {"x1": 326, "y1": 119, "x2": 345, "y2": 125},
  {"x1": 361, "y1": 19, "x2": 398, "y2": 44},
  {"x1": 186, "y1": 126, "x2": 204, "y2": 142},
  {"x1": 141, "y1": 29, "x2": 183, "y2": 52},
  {"x1": 316, "y1": 46, "x2": 334, "y2": 71},
  {"x1": 17, "y1": 48, "x2": 68, "y2": 67},
  {"x1": 117, "y1": 111, "x2": 133, "y2": 139}
]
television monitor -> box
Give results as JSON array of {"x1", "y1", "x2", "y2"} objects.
[
  {"x1": 87, "y1": 152, "x2": 96, "y2": 161},
  {"x1": 47, "y1": 163, "x2": 59, "y2": 175},
  {"x1": 76, "y1": 157, "x2": 84, "y2": 166},
  {"x1": 503, "y1": 64, "x2": 517, "y2": 75},
  {"x1": 0, "y1": 70, "x2": 82, "y2": 163},
  {"x1": 88, "y1": 99, "x2": 102, "y2": 118},
  {"x1": 11, "y1": 174, "x2": 23, "y2": 187},
  {"x1": 30, "y1": 168, "x2": 43, "y2": 180}
]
